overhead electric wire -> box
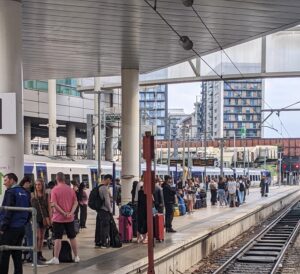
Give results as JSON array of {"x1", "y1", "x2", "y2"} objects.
[
  {"x1": 191, "y1": 3, "x2": 293, "y2": 137},
  {"x1": 144, "y1": 0, "x2": 288, "y2": 137}
]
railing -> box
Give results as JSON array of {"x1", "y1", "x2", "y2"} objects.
[{"x1": 0, "y1": 206, "x2": 38, "y2": 274}]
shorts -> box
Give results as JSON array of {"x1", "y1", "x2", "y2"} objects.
[{"x1": 52, "y1": 221, "x2": 76, "y2": 240}]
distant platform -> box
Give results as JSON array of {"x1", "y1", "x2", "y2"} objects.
[{"x1": 21, "y1": 186, "x2": 300, "y2": 274}]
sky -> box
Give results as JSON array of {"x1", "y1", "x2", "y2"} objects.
[{"x1": 168, "y1": 78, "x2": 300, "y2": 138}]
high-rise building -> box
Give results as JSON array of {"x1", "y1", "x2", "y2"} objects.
[
  {"x1": 168, "y1": 109, "x2": 190, "y2": 140},
  {"x1": 199, "y1": 79, "x2": 263, "y2": 139},
  {"x1": 139, "y1": 85, "x2": 168, "y2": 140}
]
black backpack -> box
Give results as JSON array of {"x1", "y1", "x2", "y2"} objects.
[
  {"x1": 110, "y1": 217, "x2": 122, "y2": 248},
  {"x1": 239, "y1": 182, "x2": 245, "y2": 192},
  {"x1": 88, "y1": 184, "x2": 105, "y2": 211},
  {"x1": 56, "y1": 240, "x2": 73, "y2": 263}
]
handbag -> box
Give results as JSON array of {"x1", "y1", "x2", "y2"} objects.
[{"x1": 37, "y1": 195, "x2": 51, "y2": 228}]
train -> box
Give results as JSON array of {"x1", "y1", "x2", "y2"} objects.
[
  {"x1": 0, "y1": 155, "x2": 270, "y2": 200},
  {"x1": 20, "y1": 155, "x2": 269, "y2": 187}
]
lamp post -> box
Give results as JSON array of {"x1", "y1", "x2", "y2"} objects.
[
  {"x1": 80, "y1": 89, "x2": 113, "y2": 177},
  {"x1": 167, "y1": 117, "x2": 171, "y2": 174},
  {"x1": 219, "y1": 138, "x2": 224, "y2": 177}
]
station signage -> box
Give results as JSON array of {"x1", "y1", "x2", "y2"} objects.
[
  {"x1": 170, "y1": 159, "x2": 189, "y2": 166},
  {"x1": 192, "y1": 158, "x2": 215, "y2": 166},
  {"x1": 0, "y1": 93, "x2": 16, "y2": 134},
  {"x1": 170, "y1": 159, "x2": 183, "y2": 166}
]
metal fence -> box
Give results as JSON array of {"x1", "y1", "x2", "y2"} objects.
[{"x1": 0, "y1": 206, "x2": 38, "y2": 274}]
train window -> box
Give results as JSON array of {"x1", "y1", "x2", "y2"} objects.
[
  {"x1": 72, "y1": 174, "x2": 80, "y2": 184},
  {"x1": 65, "y1": 174, "x2": 70, "y2": 185},
  {"x1": 258, "y1": 175, "x2": 261, "y2": 181},
  {"x1": 82, "y1": 174, "x2": 89, "y2": 188},
  {"x1": 250, "y1": 175, "x2": 253, "y2": 181}
]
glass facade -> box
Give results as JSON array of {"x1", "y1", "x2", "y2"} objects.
[
  {"x1": 139, "y1": 85, "x2": 168, "y2": 140},
  {"x1": 223, "y1": 79, "x2": 262, "y2": 138},
  {"x1": 200, "y1": 79, "x2": 263, "y2": 139},
  {"x1": 24, "y1": 79, "x2": 80, "y2": 96}
]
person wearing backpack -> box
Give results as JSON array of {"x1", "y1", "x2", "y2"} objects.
[
  {"x1": 0, "y1": 173, "x2": 31, "y2": 274},
  {"x1": 94, "y1": 174, "x2": 113, "y2": 248}
]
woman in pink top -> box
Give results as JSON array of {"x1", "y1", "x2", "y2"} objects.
[{"x1": 78, "y1": 182, "x2": 88, "y2": 229}]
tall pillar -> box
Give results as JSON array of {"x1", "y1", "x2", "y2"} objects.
[
  {"x1": 66, "y1": 123, "x2": 76, "y2": 157},
  {"x1": 121, "y1": 69, "x2": 140, "y2": 204},
  {"x1": 48, "y1": 79, "x2": 57, "y2": 156},
  {"x1": 0, "y1": 0, "x2": 23, "y2": 181},
  {"x1": 105, "y1": 126, "x2": 113, "y2": 161},
  {"x1": 24, "y1": 118, "x2": 31, "y2": 155}
]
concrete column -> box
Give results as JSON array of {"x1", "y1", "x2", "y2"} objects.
[
  {"x1": 48, "y1": 79, "x2": 57, "y2": 156},
  {"x1": 66, "y1": 123, "x2": 76, "y2": 157},
  {"x1": 121, "y1": 69, "x2": 140, "y2": 204},
  {"x1": 24, "y1": 118, "x2": 31, "y2": 155},
  {"x1": 0, "y1": 0, "x2": 23, "y2": 181},
  {"x1": 105, "y1": 126, "x2": 113, "y2": 161}
]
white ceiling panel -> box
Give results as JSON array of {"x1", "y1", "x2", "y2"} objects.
[{"x1": 22, "y1": 0, "x2": 300, "y2": 80}]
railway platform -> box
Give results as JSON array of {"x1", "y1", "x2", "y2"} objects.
[{"x1": 22, "y1": 186, "x2": 300, "y2": 274}]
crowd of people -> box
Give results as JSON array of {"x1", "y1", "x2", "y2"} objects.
[{"x1": 0, "y1": 170, "x2": 271, "y2": 274}]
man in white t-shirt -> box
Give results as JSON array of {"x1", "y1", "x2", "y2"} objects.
[{"x1": 227, "y1": 177, "x2": 237, "y2": 207}]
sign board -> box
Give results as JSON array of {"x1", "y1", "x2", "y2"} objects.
[
  {"x1": 192, "y1": 158, "x2": 215, "y2": 166},
  {"x1": 0, "y1": 93, "x2": 16, "y2": 134},
  {"x1": 170, "y1": 159, "x2": 182, "y2": 166}
]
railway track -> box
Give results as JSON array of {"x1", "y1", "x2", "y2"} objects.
[{"x1": 213, "y1": 200, "x2": 300, "y2": 274}]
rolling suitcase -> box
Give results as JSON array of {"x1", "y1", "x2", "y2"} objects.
[
  {"x1": 119, "y1": 215, "x2": 133, "y2": 243},
  {"x1": 153, "y1": 214, "x2": 164, "y2": 242},
  {"x1": 194, "y1": 194, "x2": 201, "y2": 209}
]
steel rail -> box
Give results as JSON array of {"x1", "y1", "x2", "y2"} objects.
[
  {"x1": 213, "y1": 199, "x2": 300, "y2": 274},
  {"x1": 270, "y1": 213, "x2": 300, "y2": 274}
]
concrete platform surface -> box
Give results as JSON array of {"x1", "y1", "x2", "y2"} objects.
[{"x1": 19, "y1": 186, "x2": 299, "y2": 274}]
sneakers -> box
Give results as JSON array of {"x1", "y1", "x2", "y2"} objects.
[
  {"x1": 46, "y1": 257, "x2": 59, "y2": 265},
  {"x1": 74, "y1": 256, "x2": 80, "y2": 263}
]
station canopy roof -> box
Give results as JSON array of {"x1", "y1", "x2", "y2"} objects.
[{"x1": 23, "y1": 0, "x2": 300, "y2": 80}]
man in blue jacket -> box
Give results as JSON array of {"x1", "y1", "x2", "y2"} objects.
[{"x1": 0, "y1": 173, "x2": 31, "y2": 274}]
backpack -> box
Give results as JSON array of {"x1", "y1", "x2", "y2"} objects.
[
  {"x1": 239, "y1": 182, "x2": 245, "y2": 192},
  {"x1": 88, "y1": 184, "x2": 105, "y2": 211},
  {"x1": 120, "y1": 204, "x2": 133, "y2": 217},
  {"x1": 110, "y1": 217, "x2": 122, "y2": 248},
  {"x1": 57, "y1": 240, "x2": 73, "y2": 263}
]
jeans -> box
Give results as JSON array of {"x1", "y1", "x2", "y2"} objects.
[
  {"x1": 218, "y1": 189, "x2": 226, "y2": 205},
  {"x1": 95, "y1": 210, "x2": 111, "y2": 246},
  {"x1": 165, "y1": 203, "x2": 174, "y2": 230},
  {"x1": 238, "y1": 190, "x2": 244, "y2": 204},
  {"x1": 0, "y1": 227, "x2": 25, "y2": 274}
]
